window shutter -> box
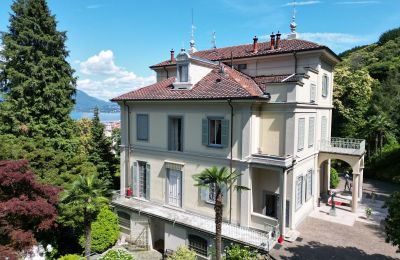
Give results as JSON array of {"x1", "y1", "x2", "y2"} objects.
[
  {"x1": 308, "y1": 117, "x2": 315, "y2": 147},
  {"x1": 321, "y1": 116, "x2": 327, "y2": 141},
  {"x1": 310, "y1": 83, "x2": 316, "y2": 103},
  {"x1": 297, "y1": 118, "x2": 305, "y2": 151},
  {"x1": 200, "y1": 186, "x2": 209, "y2": 202},
  {"x1": 221, "y1": 119, "x2": 229, "y2": 148},
  {"x1": 132, "y1": 162, "x2": 138, "y2": 197},
  {"x1": 202, "y1": 119, "x2": 209, "y2": 146},
  {"x1": 145, "y1": 163, "x2": 151, "y2": 200},
  {"x1": 221, "y1": 185, "x2": 228, "y2": 206}
]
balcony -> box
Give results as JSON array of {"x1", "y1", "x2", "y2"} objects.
[
  {"x1": 112, "y1": 191, "x2": 279, "y2": 252},
  {"x1": 248, "y1": 154, "x2": 293, "y2": 168},
  {"x1": 320, "y1": 137, "x2": 366, "y2": 156}
]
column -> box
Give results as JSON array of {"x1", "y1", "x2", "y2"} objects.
[
  {"x1": 326, "y1": 159, "x2": 331, "y2": 192},
  {"x1": 279, "y1": 169, "x2": 287, "y2": 236},
  {"x1": 240, "y1": 166, "x2": 251, "y2": 227},
  {"x1": 352, "y1": 173, "x2": 359, "y2": 213}
]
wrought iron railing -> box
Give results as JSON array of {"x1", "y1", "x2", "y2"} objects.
[{"x1": 320, "y1": 137, "x2": 365, "y2": 155}]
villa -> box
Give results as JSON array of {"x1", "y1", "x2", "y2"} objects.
[{"x1": 111, "y1": 19, "x2": 365, "y2": 258}]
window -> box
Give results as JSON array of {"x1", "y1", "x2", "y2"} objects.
[
  {"x1": 322, "y1": 74, "x2": 329, "y2": 97},
  {"x1": 321, "y1": 116, "x2": 327, "y2": 141},
  {"x1": 297, "y1": 118, "x2": 305, "y2": 151},
  {"x1": 207, "y1": 183, "x2": 216, "y2": 203},
  {"x1": 132, "y1": 161, "x2": 151, "y2": 200},
  {"x1": 310, "y1": 83, "x2": 316, "y2": 103},
  {"x1": 168, "y1": 117, "x2": 183, "y2": 151},
  {"x1": 188, "y1": 235, "x2": 208, "y2": 256},
  {"x1": 178, "y1": 64, "x2": 188, "y2": 82},
  {"x1": 202, "y1": 118, "x2": 229, "y2": 148},
  {"x1": 137, "y1": 114, "x2": 149, "y2": 141},
  {"x1": 296, "y1": 176, "x2": 303, "y2": 210},
  {"x1": 305, "y1": 169, "x2": 313, "y2": 201},
  {"x1": 117, "y1": 211, "x2": 130, "y2": 228},
  {"x1": 264, "y1": 193, "x2": 278, "y2": 218},
  {"x1": 237, "y1": 64, "x2": 247, "y2": 71},
  {"x1": 308, "y1": 117, "x2": 315, "y2": 147}
]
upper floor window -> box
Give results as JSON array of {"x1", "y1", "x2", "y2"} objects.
[
  {"x1": 321, "y1": 116, "x2": 328, "y2": 141},
  {"x1": 297, "y1": 118, "x2": 305, "y2": 151},
  {"x1": 308, "y1": 117, "x2": 315, "y2": 147},
  {"x1": 237, "y1": 64, "x2": 247, "y2": 71},
  {"x1": 137, "y1": 114, "x2": 149, "y2": 141},
  {"x1": 310, "y1": 83, "x2": 316, "y2": 103},
  {"x1": 178, "y1": 64, "x2": 188, "y2": 82},
  {"x1": 202, "y1": 118, "x2": 229, "y2": 148},
  {"x1": 168, "y1": 116, "x2": 183, "y2": 151},
  {"x1": 188, "y1": 235, "x2": 208, "y2": 256},
  {"x1": 322, "y1": 74, "x2": 329, "y2": 97}
]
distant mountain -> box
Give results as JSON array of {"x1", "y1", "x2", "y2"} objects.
[{"x1": 74, "y1": 89, "x2": 119, "y2": 112}]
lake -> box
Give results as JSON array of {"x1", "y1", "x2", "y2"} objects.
[{"x1": 71, "y1": 111, "x2": 120, "y2": 122}]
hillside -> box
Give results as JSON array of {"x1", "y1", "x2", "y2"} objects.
[{"x1": 74, "y1": 89, "x2": 119, "y2": 112}]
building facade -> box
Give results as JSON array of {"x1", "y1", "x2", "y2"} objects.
[{"x1": 111, "y1": 32, "x2": 365, "y2": 258}]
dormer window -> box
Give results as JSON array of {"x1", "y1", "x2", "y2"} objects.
[{"x1": 178, "y1": 64, "x2": 188, "y2": 82}]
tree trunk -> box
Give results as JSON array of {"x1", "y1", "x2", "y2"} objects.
[
  {"x1": 84, "y1": 213, "x2": 92, "y2": 258},
  {"x1": 214, "y1": 191, "x2": 223, "y2": 260},
  {"x1": 375, "y1": 135, "x2": 378, "y2": 155},
  {"x1": 380, "y1": 132, "x2": 383, "y2": 156}
]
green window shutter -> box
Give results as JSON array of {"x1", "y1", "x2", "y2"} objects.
[
  {"x1": 202, "y1": 119, "x2": 209, "y2": 146},
  {"x1": 221, "y1": 119, "x2": 229, "y2": 148},
  {"x1": 132, "y1": 162, "x2": 138, "y2": 197},
  {"x1": 145, "y1": 163, "x2": 151, "y2": 200},
  {"x1": 200, "y1": 186, "x2": 209, "y2": 202}
]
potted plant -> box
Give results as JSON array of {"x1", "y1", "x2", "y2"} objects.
[{"x1": 365, "y1": 207, "x2": 372, "y2": 219}]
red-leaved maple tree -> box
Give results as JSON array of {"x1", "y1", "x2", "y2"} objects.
[{"x1": 0, "y1": 160, "x2": 60, "y2": 259}]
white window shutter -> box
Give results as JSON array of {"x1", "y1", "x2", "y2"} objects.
[
  {"x1": 308, "y1": 117, "x2": 315, "y2": 147},
  {"x1": 132, "y1": 162, "x2": 138, "y2": 197},
  {"x1": 321, "y1": 116, "x2": 327, "y2": 141},
  {"x1": 145, "y1": 163, "x2": 151, "y2": 200},
  {"x1": 310, "y1": 83, "x2": 316, "y2": 103},
  {"x1": 200, "y1": 186, "x2": 209, "y2": 202},
  {"x1": 298, "y1": 118, "x2": 305, "y2": 151}
]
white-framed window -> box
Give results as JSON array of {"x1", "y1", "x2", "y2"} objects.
[
  {"x1": 296, "y1": 176, "x2": 303, "y2": 210},
  {"x1": 297, "y1": 118, "x2": 305, "y2": 151},
  {"x1": 321, "y1": 116, "x2": 328, "y2": 141},
  {"x1": 137, "y1": 114, "x2": 149, "y2": 141},
  {"x1": 305, "y1": 169, "x2": 313, "y2": 201},
  {"x1": 202, "y1": 118, "x2": 229, "y2": 148},
  {"x1": 308, "y1": 117, "x2": 315, "y2": 147},
  {"x1": 310, "y1": 83, "x2": 316, "y2": 103},
  {"x1": 168, "y1": 116, "x2": 183, "y2": 151},
  {"x1": 178, "y1": 64, "x2": 189, "y2": 82},
  {"x1": 322, "y1": 74, "x2": 329, "y2": 97}
]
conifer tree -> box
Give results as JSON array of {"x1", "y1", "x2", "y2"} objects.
[{"x1": 0, "y1": 0, "x2": 76, "y2": 138}]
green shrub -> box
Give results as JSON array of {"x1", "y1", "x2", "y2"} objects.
[
  {"x1": 330, "y1": 167, "x2": 339, "y2": 189},
  {"x1": 79, "y1": 207, "x2": 119, "y2": 253},
  {"x1": 100, "y1": 249, "x2": 134, "y2": 260},
  {"x1": 58, "y1": 254, "x2": 86, "y2": 260},
  {"x1": 224, "y1": 244, "x2": 257, "y2": 260},
  {"x1": 167, "y1": 246, "x2": 196, "y2": 260}
]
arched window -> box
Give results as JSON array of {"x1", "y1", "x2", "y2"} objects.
[{"x1": 188, "y1": 234, "x2": 208, "y2": 256}]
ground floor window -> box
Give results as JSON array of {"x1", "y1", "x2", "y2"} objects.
[
  {"x1": 117, "y1": 211, "x2": 130, "y2": 229},
  {"x1": 188, "y1": 234, "x2": 208, "y2": 256},
  {"x1": 305, "y1": 169, "x2": 313, "y2": 201},
  {"x1": 296, "y1": 176, "x2": 303, "y2": 210}
]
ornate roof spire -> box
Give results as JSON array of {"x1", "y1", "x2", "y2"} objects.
[
  {"x1": 211, "y1": 31, "x2": 216, "y2": 49},
  {"x1": 287, "y1": 1, "x2": 298, "y2": 40},
  {"x1": 189, "y1": 9, "x2": 197, "y2": 54}
]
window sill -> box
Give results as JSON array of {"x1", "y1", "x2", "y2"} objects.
[{"x1": 207, "y1": 144, "x2": 224, "y2": 149}]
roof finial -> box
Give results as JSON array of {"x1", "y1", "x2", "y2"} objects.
[
  {"x1": 288, "y1": 1, "x2": 298, "y2": 39},
  {"x1": 189, "y1": 9, "x2": 197, "y2": 54},
  {"x1": 211, "y1": 31, "x2": 217, "y2": 49}
]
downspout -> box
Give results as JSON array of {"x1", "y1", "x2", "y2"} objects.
[
  {"x1": 163, "y1": 66, "x2": 169, "y2": 79},
  {"x1": 293, "y1": 51, "x2": 297, "y2": 74},
  {"x1": 123, "y1": 101, "x2": 131, "y2": 196},
  {"x1": 227, "y1": 99, "x2": 234, "y2": 224}
]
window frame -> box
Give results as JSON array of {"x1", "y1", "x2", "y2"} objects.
[
  {"x1": 295, "y1": 176, "x2": 303, "y2": 210},
  {"x1": 168, "y1": 116, "x2": 184, "y2": 152},
  {"x1": 308, "y1": 117, "x2": 315, "y2": 148},
  {"x1": 178, "y1": 64, "x2": 189, "y2": 82},
  {"x1": 188, "y1": 234, "x2": 208, "y2": 257},
  {"x1": 297, "y1": 118, "x2": 305, "y2": 151},
  {"x1": 305, "y1": 169, "x2": 313, "y2": 201},
  {"x1": 208, "y1": 117, "x2": 223, "y2": 148},
  {"x1": 206, "y1": 183, "x2": 217, "y2": 204},
  {"x1": 136, "y1": 114, "x2": 149, "y2": 141},
  {"x1": 322, "y1": 74, "x2": 329, "y2": 97},
  {"x1": 310, "y1": 83, "x2": 316, "y2": 103}
]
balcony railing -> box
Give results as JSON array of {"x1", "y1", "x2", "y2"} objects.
[{"x1": 320, "y1": 137, "x2": 365, "y2": 156}]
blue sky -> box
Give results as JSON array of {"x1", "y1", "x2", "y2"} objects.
[{"x1": 0, "y1": 0, "x2": 399, "y2": 100}]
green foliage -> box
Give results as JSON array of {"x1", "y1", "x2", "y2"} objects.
[
  {"x1": 330, "y1": 168, "x2": 339, "y2": 189},
  {"x1": 167, "y1": 246, "x2": 196, "y2": 260},
  {"x1": 224, "y1": 244, "x2": 258, "y2": 260},
  {"x1": 58, "y1": 254, "x2": 86, "y2": 260},
  {"x1": 365, "y1": 143, "x2": 400, "y2": 183},
  {"x1": 0, "y1": 0, "x2": 76, "y2": 138},
  {"x1": 378, "y1": 27, "x2": 400, "y2": 45},
  {"x1": 100, "y1": 249, "x2": 134, "y2": 260},
  {"x1": 79, "y1": 207, "x2": 119, "y2": 253},
  {"x1": 365, "y1": 207, "x2": 372, "y2": 219},
  {"x1": 384, "y1": 191, "x2": 400, "y2": 252}
]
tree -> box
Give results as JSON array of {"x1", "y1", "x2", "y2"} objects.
[
  {"x1": 0, "y1": 160, "x2": 59, "y2": 258},
  {"x1": 88, "y1": 107, "x2": 116, "y2": 184},
  {"x1": 167, "y1": 246, "x2": 196, "y2": 260},
  {"x1": 193, "y1": 166, "x2": 249, "y2": 260},
  {"x1": 384, "y1": 191, "x2": 400, "y2": 252},
  {"x1": 61, "y1": 174, "x2": 110, "y2": 258},
  {"x1": 0, "y1": 0, "x2": 76, "y2": 138},
  {"x1": 78, "y1": 207, "x2": 119, "y2": 253}
]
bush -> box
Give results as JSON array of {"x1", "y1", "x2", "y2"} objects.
[
  {"x1": 365, "y1": 143, "x2": 400, "y2": 183},
  {"x1": 224, "y1": 244, "x2": 258, "y2": 260},
  {"x1": 79, "y1": 207, "x2": 119, "y2": 253},
  {"x1": 58, "y1": 254, "x2": 86, "y2": 260},
  {"x1": 100, "y1": 249, "x2": 134, "y2": 260},
  {"x1": 167, "y1": 246, "x2": 196, "y2": 260},
  {"x1": 330, "y1": 167, "x2": 339, "y2": 189}
]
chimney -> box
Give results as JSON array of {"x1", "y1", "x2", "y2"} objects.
[
  {"x1": 275, "y1": 31, "x2": 281, "y2": 49},
  {"x1": 170, "y1": 49, "x2": 175, "y2": 62},
  {"x1": 252, "y1": 36, "x2": 259, "y2": 53},
  {"x1": 270, "y1": 32, "x2": 275, "y2": 50}
]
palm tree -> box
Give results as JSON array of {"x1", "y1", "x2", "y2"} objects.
[
  {"x1": 61, "y1": 174, "x2": 110, "y2": 258},
  {"x1": 193, "y1": 166, "x2": 249, "y2": 260}
]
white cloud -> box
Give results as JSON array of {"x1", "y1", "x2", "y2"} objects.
[
  {"x1": 298, "y1": 32, "x2": 369, "y2": 52},
  {"x1": 77, "y1": 50, "x2": 155, "y2": 101},
  {"x1": 335, "y1": 1, "x2": 379, "y2": 4},
  {"x1": 284, "y1": 1, "x2": 321, "y2": 6}
]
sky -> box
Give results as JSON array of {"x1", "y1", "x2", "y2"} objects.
[{"x1": 0, "y1": 0, "x2": 399, "y2": 101}]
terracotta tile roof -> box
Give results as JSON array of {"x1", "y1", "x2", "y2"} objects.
[
  {"x1": 150, "y1": 39, "x2": 330, "y2": 68},
  {"x1": 253, "y1": 74, "x2": 306, "y2": 92},
  {"x1": 112, "y1": 64, "x2": 264, "y2": 101}
]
